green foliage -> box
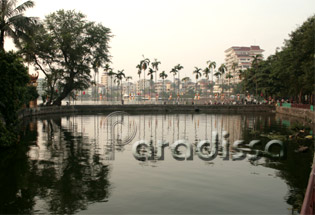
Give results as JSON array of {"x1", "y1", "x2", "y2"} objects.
[
  {"x1": 0, "y1": 51, "x2": 29, "y2": 126},
  {"x1": 0, "y1": 51, "x2": 33, "y2": 147},
  {"x1": 0, "y1": 123, "x2": 18, "y2": 148},
  {"x1": 242, "y1": 15, "x2": 315, "y2": 102},
  {"x1": 23, "y1": 85, "x2": 39, "y2": 105},
  {"x1": 22, "y1": 9, "x2": 112, "y2": 105}
]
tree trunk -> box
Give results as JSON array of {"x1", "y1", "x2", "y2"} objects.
[
  {"x1": 143, "y1": 70, "x2": 145, "y2": 100},
  {"x1": 0, "y1": 29, "x2": 4, "y2": 51},
  {"x1": 53, "y1": 86, "x2": 72, "y2": 106}
]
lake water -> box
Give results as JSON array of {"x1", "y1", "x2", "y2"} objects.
[{"x1": 0, "y1": 112, "x2": 313, "y2": 214}]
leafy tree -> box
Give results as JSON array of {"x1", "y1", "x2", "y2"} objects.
[
  {"x1": 22, "y1": 10, "x2": 112, "y2": 105},
  {"x1": 0, "y1": 0, "x2": 37, "y2": 51},
  {"x1": 241, "y1": 16, "x2": 314, "y2": 103},
  {"x1": 0, "y1": 51, "x2": 37, "y2": 147}
]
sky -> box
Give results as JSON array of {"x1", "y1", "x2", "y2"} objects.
[{"x1": 7, "y1": 0, "x2": 315, "y2": 81}]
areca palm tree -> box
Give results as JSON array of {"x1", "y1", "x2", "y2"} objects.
[
  {"x1": 227, "y1": 62, "x2": 238, "y2": 97},
  {"x1": 207, "y1": 60, "x2": 216, "y2": 82},
  {"x1": 114, "y1": 69, "x2": 125, "y2": 103},
  {"x1": 175, "y1": 64, "x2": 184, "y2": 97},
  {"x1": 140, "y1": 57, "x2": 150, "y2": 99},
  {"x1": 147, "y1": 68, "x2": 155, "y2": 100},
  {"x1": 193, "y1": 67, "x2": 202, "y2": 96},
  {"x1": 159, "y1": 71, "x2": 168, "y2": 101},
  {"x1": 203, "y1": 67, "x2": 211, "y2": 97},
  {"x1": 169, "y1": 67, "x2": 177, "y2": 96},
  {"x1": 151, "y1": 58, "x2": 161, "y2": 86},
  {"x1": 226, "y1": 73, "x2": 234, "y2": 98},
  {"x1": 218, "y1": 64, "x2": 227, "y2": 93},
  {"x1": 107, "y1": 69, "x2": 116, "y2": 101},
  {"x1": 104, "y1": 64, "x2": 111, "y2": 100},
  {"x1": 214, "y1": 70, "x2": 221, "y2": 93},
  {"x1": 136, "y1": 63, "x2": 141, "y2": 96},
  {"x1": 0, "y1": 0, "x2": 37, "y2": 50}
]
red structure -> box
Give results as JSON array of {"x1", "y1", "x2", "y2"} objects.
[
  {"x1": 29, "y1": 71, "x2": 39, "y2": 108},
  {"x1": 301, "y1": 158, "x2": 315, "y2": 215}
]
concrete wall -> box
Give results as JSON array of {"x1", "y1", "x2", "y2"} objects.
[
  {"x1": 19, "y1": 104, "x2": 275, "y2": 119},
  {"x1": 276, "y1": 106, "x2": 315, "y2": 123}
]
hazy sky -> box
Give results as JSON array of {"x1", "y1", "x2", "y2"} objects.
[{"x1": 8, "y1": 0, "x2": 315, "y2": 81}]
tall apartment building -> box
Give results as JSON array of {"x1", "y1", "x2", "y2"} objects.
[
  {"x1": 224, "y1": 45, "x2": 264, "y2": 85},
  {"x1": 100, "y1": 73, "x2": 109, "y2": 88}
]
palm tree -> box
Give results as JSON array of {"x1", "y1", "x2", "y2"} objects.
[
  {"x1": 251, "y1": 54, "x2": 262, "y2": 96},
  {"x1": 175, "y1": 64, "x2": 184, "y2": 98},
  {"x1": 231, "y1": 62, "x2": 238, "y2": 83},
  {"x1": 207, "y1": 60, "x2": 216, "y2": 83},
  {"x1": 225, "y1": 73, "x2": 233, "y2": 98},
  {"x1": 214, "y1": 70, "x2": 221, "y2": 94},
  {"x1": 169, "y1": 67, "x2": 177, "y2": 97},
  {"x1": 227, "y1": 62, "x2": 238, "y2": 97},
  {"x1": 147, "y1": 68, "x2": 155, "y2": 100},
  {"x1": 193, "y1": 67, "x2": 202, "y2": 97},
  {"x1": 0, "y1": 0, "x2": 36, "y2": 51},
  {"x1": 103, "y1": 64, "x2": 111, "y2": 100},
  {"x1": 159, "y1": 71, "x2": 168, "y2": 101},
  {"x1": 125, "y1": 76, "x2": 132, "y2": 100},
  {"x1": 136, "y1": 63, "x2": 141, "y2": 96},
  {"x1": 203, "y1": 67, "x2": 211, "y2": 97},
  {"x1": 218, "y1": 64, "x2": 227, "y2": 93},
  {"x1": 151, "y1": 59, "x2": 161, "y2": 93},
  {"x1": 107, "y1": 69, "x2": 116, "y2": 102},
  {"x1": 140, "y1": 57, "x2": 150, "y2": 100},
  {"x1": 114, "y1": 70, "x2": 125, "y2": 104}
]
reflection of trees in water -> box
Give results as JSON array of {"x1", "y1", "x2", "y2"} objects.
[
  {"x1": 0, "y1": 117, "x2": 111, "y2": 214},
  {"x1": 242, "y1": 115, "x2": 313, "y2": 214}
]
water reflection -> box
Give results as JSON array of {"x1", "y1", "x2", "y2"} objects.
[
  {"x1": 0, "y1": 113, "x2": 313, "y2": 214},
  {"x1": 0, "y1": 117, "x2": 111, "y2": 214}
]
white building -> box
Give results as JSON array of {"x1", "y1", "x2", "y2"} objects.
[
  {"x1": 136, "y1": 79, "x2": 151, "y2": 94},
  {"x1": 224, "y1": 45, "x2": 264, "y2": 85}
]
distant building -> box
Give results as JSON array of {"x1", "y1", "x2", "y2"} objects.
[
  {"x1": 197, "y1": 79, "x2": 210, "y2": 94},
  {"x1": 224, "y1": 45, "x2": 264, "y2": 84},
  {"x1": 36, "y1": 78, "x2": 45, "y2": 96},
  {"x1": 136, "y1": 79, "x2": 151, "y2": 94},
  {"x1": 100, "y1": 73, "x2": 109, "y2": 88}
]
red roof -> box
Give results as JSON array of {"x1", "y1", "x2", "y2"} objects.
[{"x1": 250, "y1": 45, "x2": 260, "y2": 50}]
